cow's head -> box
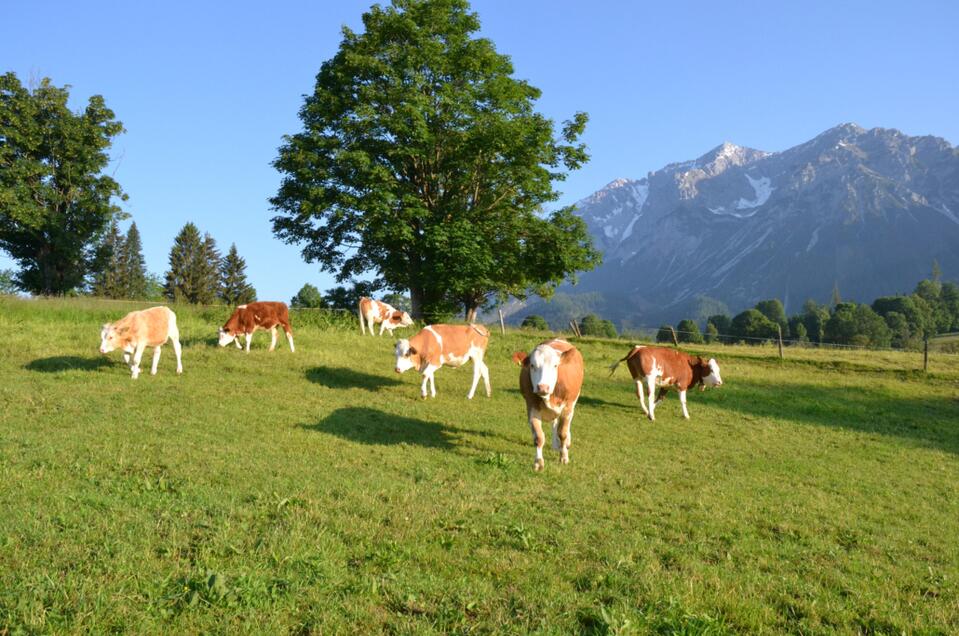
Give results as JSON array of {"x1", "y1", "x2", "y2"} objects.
[
  {"x1": 389, "y1": 310, "x2": 414, "y2": 329},
  {"x1": 527, "y1": 344, "x2": 570, "y2": 398},
  {"x1": 394, "y1": 339, "x2": 420, "y2": 373},
  {"x1": 697, "y1": 357, "x2": 723, "y2": 389},
  {"x1": 217, "y1": 326, "x2": 237, "y2": 347},
  {"x1": 99, "y1": 323, "x2": 126, "y2": 354}
]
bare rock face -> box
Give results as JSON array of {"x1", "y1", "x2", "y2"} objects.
[{"x1": 543, "y1": 124, "x2": 959, "y2": 326}]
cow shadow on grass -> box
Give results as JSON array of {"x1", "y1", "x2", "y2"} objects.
[
  {"x1": 300, "y1": 407, "x2": 456, "y2": 449},
  {"x1": 711, "y1": 377, "x2": 959, "y2": 454},
  {"x1": 306, "y1": 366, "x2": 401, "y2": 392},
  {"x1": 25, "y1": 356, "x2": 113, "y2": 373}
]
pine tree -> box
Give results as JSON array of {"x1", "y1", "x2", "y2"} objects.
[
  {"x1": 219, "y1": 243, "x2": 256, "y2": 305},
  {"x1": 165, "y1": 223, "x2": 219, "y2": 304},
  {"x1": 91, "y1": 219, "x2": 123, "y2": 297},
  {"x1": 831, "y1": 281, "x2": 842, "y2": 307},
  {"x1": 118, "y1": 222, "x2": 147, "y2": 299}
]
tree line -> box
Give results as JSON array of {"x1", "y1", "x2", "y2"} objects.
[{"x1": 655, "y1": 269, "x2": 958, "y2": 350}]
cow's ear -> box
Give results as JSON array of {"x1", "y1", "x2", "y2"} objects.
[
  {"x1": 511, "y1": 351, "x2": 528, "y2": 366},
  {"x1": 408, "y1": 346, "x2": 417, "y2": 356}
]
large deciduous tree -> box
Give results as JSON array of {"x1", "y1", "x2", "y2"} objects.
[
  {"x1": 270, "y1": 0, "x2": 600, "y2": 320},
  {"x1": 0, "y1": 73, "x2": 126, "y2": 294}
]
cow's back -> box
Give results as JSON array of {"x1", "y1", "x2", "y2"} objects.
[
  {"x1": 130, "y1": 306, "x2": 172, "y2": 347},
  {"x1": 430, "y1": 324, "x2": 489, "y2": 358}
]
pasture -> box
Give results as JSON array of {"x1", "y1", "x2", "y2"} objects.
[{"x1": 1, "y1": 296, "x2": 958, "y2": 634}]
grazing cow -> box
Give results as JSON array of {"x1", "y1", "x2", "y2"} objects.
[
  {"x1": 358, "y1": 297, "x2": 413, "y2": 336},
  {"x1": 218, "y1": 301, "x2": 294, "y2": 353},
  {"x1": 394, "y1": 324, "x2": 491, "y2": 399},
  {"x1": 99, "y1": 306, "x2": 183, "y2": 379},
  {"x1": 513, "y1": 339, "x2": 584, "y2": 471},
  {"x1": 608, "y1": 345, "x2": 723, "y2": 421}
]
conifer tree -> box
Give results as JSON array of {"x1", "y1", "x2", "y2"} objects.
[
  {"x1": 165, "y1": 223, "x2": 221, "y2": 303},
  {"x1": 118, "y1": 222, "x2": 147, "y2": 299},
  {"x1": 219, "y1": 243, "x2": 256, "y2": 305},
  {"x1": 91, "y1": 219, "x2": 123, "y2": 297}
]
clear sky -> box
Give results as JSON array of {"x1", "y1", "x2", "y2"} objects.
[{"x1": 3, "y1": 0, "x2": 957, "y2": 301}]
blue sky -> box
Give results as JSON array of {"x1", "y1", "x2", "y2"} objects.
[{"x1": 3, "y1": 0, "x2": 957, "y2": 301}]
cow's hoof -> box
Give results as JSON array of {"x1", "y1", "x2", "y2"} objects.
[
  {"x1": 533, "y1": 460, "x2": 544, "y2": 472},
  {"x1": 177, "y1": 369, "x2": 183, "y2": 375},
  {"x1": 560, "y1": 456, "x2": 569, "y2": 465}
]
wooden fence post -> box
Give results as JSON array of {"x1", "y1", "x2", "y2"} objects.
[
  {"x1": 669, "y1": 326, "x2": 679, "y2": 347},
  {"x1": 498, "y1": 309, "x2": 506, "y2": 336},
  {"x1": 777, "y1": 325, "x2": 784, "y2": 360}
]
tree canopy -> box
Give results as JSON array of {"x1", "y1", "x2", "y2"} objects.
[
  {"x1": 270, "y1": 0, "x2": 600, "y2": 320},
  {"x1": 0, "y1": 73, "x2": 126, "y2": 294},
  {"x1": 291, "y1": 283, "x2": 326, "y2": 309}
]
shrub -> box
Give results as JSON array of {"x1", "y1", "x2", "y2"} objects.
[{"x1": 521, "y1": 314, "x2": 549, "y2": 331}]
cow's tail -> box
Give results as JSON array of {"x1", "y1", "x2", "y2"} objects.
[
  {"x1": 357, "y1": 302, "x2": 365, "y2": 335},
  {"x1": 608, "y1": 345, "x2": 643, "y2": 377}
]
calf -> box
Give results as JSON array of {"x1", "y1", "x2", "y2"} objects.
[
  {"x1": 358, "y1": 297, "x2": 413, "y2": 336},
  {"x1": 513, "y1": 339, "x2": 584, "y2": 471},
  {"x1": 394, "y1": 324, "x2": 491, "y2": 399},
  {"x1": 99, "y1": 306, "x2": 183, "y2": 379},
  {"x1": 218, "y1": 301, "x2": 294, "y2": 352},
  {"x1": 609, "y1": 345, "x2": 722, "y2": 421}
]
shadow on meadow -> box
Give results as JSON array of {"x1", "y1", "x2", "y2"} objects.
[
  {"x1": 300, "y1": 407, "x2": 456, "y2": 448},
  {"x1": 713, "y1": 377, "x2": 959, "y2": 454},
  {"x1": 24, "y1": 356, "x2": 113, "y2": 373},
  {"x1": 306, "y1": 366, "x2": 402, "y2": 391}
]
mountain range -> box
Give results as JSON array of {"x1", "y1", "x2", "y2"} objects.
[{"x1": 518, "y1": 123, "x2": 959, "y2": 329}]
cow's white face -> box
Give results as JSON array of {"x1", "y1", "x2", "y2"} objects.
[
  {"x1": 396, "y1": 311, "x2": 413, "y2": 328},
  {"x1": 218, "y1": 328, "x2": 236, "y2": 347},
  {"x1": 529, "y1": 345, "x2": 562, "y2": 397},
  {"x1": 99, "y1": 323, "x2": 118, "y2": 354},
  {"x1": 394, "y1": 339, "x2": 416, "y2": 373},
  {"x1": 702, "y1": 358, "x2": 723, "y2": 387}
]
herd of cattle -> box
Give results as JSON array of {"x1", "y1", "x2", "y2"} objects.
[{"x1": 98, "y1": 298, "x2": 723, "y2": 470}]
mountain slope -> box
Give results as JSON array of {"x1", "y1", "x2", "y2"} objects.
[{"x1": 525, "y1": 124, "x2": 959, "y2": 328}]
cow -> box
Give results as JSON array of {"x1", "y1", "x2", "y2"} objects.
[
  {"x1": 99, "y1": 306, "x2": 183, "y2": 379},
  {"x1": 513, "y1": 339, "x2": 584, "y2": 471},
  {"x1": 358, "y1": 297, "x2": 413, "y2": 336},
  {"x1": 218, "y1": 301, "x2": 294, "y2": 353},
  {"x1": 608, "y1": 345, "x2": 723, "y2": 421},
  {"x1": 394, "y1": 324, "x2": 491, "y2": 399}
]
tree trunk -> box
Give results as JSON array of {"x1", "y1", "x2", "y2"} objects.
[
  {"x1": 410, "y1": 286, "x2": 425, "y2": 321},
  {"x1": 464, "y1": 304, "x2": 478, "y2": 323}
]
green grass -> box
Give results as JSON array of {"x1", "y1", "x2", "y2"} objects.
[{"x1": 1, "y1": 296, "x2": 958, "y2": 634}]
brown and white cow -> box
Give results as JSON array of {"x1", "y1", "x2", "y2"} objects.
[
  {"x1": 99, "y1": 306, "x2": 183, "y2": 379},
  {"x1": 513, "y1": 339, "x2": 584, "y2": 471},
  {"x1": 218, "y1": 301, "x2": 294, "y2": 353},
  {"x1": 358, "y1": 297, "x2": 413, "y2": 336},
  {"x1": 608, "y1": 345, "x2": 723, "y2": 421},
  {"x1": 394, "y1": 324, "x2": 491, "y2": 399}
]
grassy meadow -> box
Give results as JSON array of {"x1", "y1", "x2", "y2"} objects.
[{"x1": 1, "y1": 296, "x2": 958, "y2": 634}]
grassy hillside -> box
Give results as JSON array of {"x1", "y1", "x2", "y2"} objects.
[{"x1": 1, "y1": 296, "x2": 958, "y2": 634}]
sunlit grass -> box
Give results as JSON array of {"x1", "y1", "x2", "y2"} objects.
[{"x1": 1, "y1": 296, "x2": 958, "y2": 633}]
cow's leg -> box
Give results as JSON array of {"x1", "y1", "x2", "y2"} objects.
[
  {"x1": 679, "y1": 389, "x2": 690, "y2": 420},
  {"x1": 481, "y1": 361, "x2": 491, "y2": 397},
  {"x1": 635, "y1": 379, "x2": 649, "y2": 415},
  {"x1": 529, "y1": 411, "x2": 546, "y2": 471},
  {"x1": 284, "y1": 325, "x2": 295, "y2": 352},
  {"x1": 234, "y1": 337, "x2": 242, "y2": 349},
  {"x1": 169, "y1": 326, "x2": 183, "y2": 374},
  {"x1": 646, "y1": 375, "x2": 658, "y2": 420},
  {"x1": 130, "y1": 342, "x2": 146, "y2": 380},
  {"x1": 150, "y1": 346, "x2": 162, "y2": 375},
  {"x1": 123, "y1": 352, "x2": 131, "y2": 364},
  {"x1": 420, "y1": 370, "x2": 433, "y2": 399},
  {"x1": 359, "y1": 309, "x2": 366, "y2": 335},
  {"x1": 555, "y1": 409, "x2": 573, "y2": 464},
  {"x1": 367, "y1": 316, "x2": 375, "y2": 337},
  {"x1": 378, "y1": 320, "x2": 386, "y2": 336},
  {"x1": 428, "y1": 369, "x2": 437, "y2": 398},
  {"x1": 269, "y1": 327, "x2": 278, "y2": 352},
  {"x1": 244, "y1": 333, "x2": 252, "y2": 352},
  {"x1": 467, "y1": 359, "x2": 482, "y2": 399},
  {"x1": 656, "y1": 388, "x2": 668, "y2": 404}
]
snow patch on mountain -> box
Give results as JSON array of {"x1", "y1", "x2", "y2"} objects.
[{"x1": 736, "y1": 174, "x2": 773, "y2": 209}]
